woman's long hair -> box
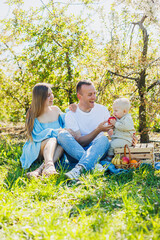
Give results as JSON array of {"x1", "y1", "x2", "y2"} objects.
[{"x1": 26, "y1": 83, "x2": 52, "y2": 141}]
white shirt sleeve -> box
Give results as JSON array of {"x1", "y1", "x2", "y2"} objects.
[{"x1": 65, "y1": 112, "x2": 79, "y2": 132}]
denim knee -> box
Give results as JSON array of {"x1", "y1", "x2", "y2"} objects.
[
  {"x1": 102, "y1": 135, "x2": 109, "y2": 145},
  {"x1": 57, "y1": 130, "x2": 69, "y2": 145},
  {"x1": 95, "y1": 135, "x2": 110, "y2": 149},
  {"x1": 57, "y1": 129, "x2": 85, "y2": 161}
]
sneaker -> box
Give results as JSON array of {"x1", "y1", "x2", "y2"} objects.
[
  {"x1": 95, "y1": 163, "x2": 104, "y2": 172},
  {"x1": 65, "y1": 165, "x2": 83, "y2": 180}
]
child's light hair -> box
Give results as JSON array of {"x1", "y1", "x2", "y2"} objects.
[{"x1": 113, "y1": 98, "x2": 131, "y2": 112}]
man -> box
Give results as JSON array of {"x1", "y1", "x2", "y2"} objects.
[{"x1": 57, "y1": 80, "x2": 113, "y2": 180}]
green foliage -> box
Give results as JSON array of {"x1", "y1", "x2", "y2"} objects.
[
  {"x1": 0, "y1": 136, "x2": 160, "y2": 239},
  {"x1": 0, "y1": 2, "x2": 96, "y2": 119},
  {"x1": 0, "y1": 0, "x2": 160, "y2": 136},
  {"x1": 153, "y1": 117, "x2": 160, "y2": 133},
  {"x1": 98, "y1": 5, "x2": 160, "y2": 136}
]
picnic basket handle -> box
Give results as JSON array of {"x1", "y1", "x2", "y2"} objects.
[{"x1": 124, "y1": 144, "x2": 132, "y2": 162}]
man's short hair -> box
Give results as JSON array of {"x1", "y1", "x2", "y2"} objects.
[{"x1": 76, "y1": 80, "x2": 92, "y2": 93}]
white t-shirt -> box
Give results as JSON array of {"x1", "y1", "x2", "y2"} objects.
[{"x1": 65, "y1": 103, "x2": 110, "y2": 141}]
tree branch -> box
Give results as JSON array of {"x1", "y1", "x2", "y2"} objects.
[
  {"x1": 132, "y1": 15, "x2": 148, "y2": 59},
  {"x1": 52, "y1": 86, "x2": 70, "y2": 92},
  {"x1": 147, "y1": 80, "x2": 160, "y2": 91},
  {"x1": 128, "y1": 24, "x2": 136, "y2": 52},
  {"x1": 3, "y1": 42, "x2": 23, "y2": 74},
  {"x1": 6, "y1": 90, "x2": 25, "y2": 108},
  {"x1": 97, "y1": 70, "x2": 107, "y2": 94},
  {"x1": 108, "y1": 70, "x2": 139, "y2": 81},
  {"x1": 132, "y1": 15, "x2": 147, "y2": 25},
  {"x1": 147, "y1": 57, "x2": 160, "y2": 68}
]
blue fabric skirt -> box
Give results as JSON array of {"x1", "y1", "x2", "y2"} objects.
[{"x1": 20, "y1": 114, "x2": 65, "y2": 169}]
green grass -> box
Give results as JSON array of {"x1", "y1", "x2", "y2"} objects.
[{"x1": 0, "y1": 136, "x2": 160, "y2": 240}]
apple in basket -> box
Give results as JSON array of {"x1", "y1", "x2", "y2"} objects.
[
  {"x1": 130, "y1": 160, "x2": 139, "y2": 168},
  {"x1": 108, "y1": 116, "x2": 116, "y2": 124},
  {"x1": 122, "y1": 156, "x2": 129, "y2": 164}
]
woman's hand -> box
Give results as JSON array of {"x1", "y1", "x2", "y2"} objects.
[
  {"x1": 67, "y1": 128, "x2": 77, "y2": 139},
  {"x1": 69, "y1": 103, "x2": 77, "y2": 112},
  {"x1": 58, "y1": 128, "x2": 78, "y2": 140}
]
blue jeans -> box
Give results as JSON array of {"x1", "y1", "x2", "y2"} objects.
[{"x1": 57, "y1": 130, "x2": 110, "y2": 171}]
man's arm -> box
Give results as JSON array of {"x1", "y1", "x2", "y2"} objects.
[{"x1": 69, "y1": 121, "x2": 113, "y2": 147}]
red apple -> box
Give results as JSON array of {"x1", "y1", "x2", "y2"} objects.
[
  {"x1": 108, "y1": 116, "x2": 116, "y2": 124},
  {"x1": 122, "y1": 157, "x2": 129, "y2": 164}
]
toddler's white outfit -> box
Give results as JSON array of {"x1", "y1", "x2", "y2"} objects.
[{"x1": 108, "y1": 113, "x2": 135, "y2": 156}]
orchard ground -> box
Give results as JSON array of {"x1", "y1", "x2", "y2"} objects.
[{"x1": 0, "y1": 122, "x2": 160, "y2": 240}]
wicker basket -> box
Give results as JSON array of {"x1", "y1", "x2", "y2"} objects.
[{"x1": 114, "y1": 144, "x2": 141, "y2": 169}]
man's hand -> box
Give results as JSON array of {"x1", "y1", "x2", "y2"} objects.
[{"x1": 97, "y1": 121, "x2": 113, "y2": 132}]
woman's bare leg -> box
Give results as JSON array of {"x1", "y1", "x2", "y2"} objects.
[
  {"x1": 42, "y1": 137, "x2": 58, "y2": 176},
  {"x1": 27, "y1": 141, "x2": 63, "y2": 178},
  {"x1": 42, "y1": 143, "x2": 64, "y2": 176},
  {"x1": 43, "y1": 145, "x2": 64, "y2": 176},
  {"x1": 53, "y1": 145, "x2": 64, "y2": 163}
]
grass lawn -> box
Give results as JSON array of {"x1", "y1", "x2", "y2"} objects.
[{"x1": 0, "y1": 134, "x2": 160, "y2": 240}]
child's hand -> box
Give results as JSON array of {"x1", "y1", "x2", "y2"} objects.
[
  {"x1": 132, "y1": 133, "x2": 138, "y2": 146},
  {"x1": 69, "y1": 103, "x2": 77, "y2": 112},
  {"x1": 108, "y1": 129, "x2": 113, "y2": 137},
  {"x1": 109, "y1": 119, "x2": 116, "y2": 126},
  {"x1": 108, "y1": 116, "x2": 116, "y2": 125}
]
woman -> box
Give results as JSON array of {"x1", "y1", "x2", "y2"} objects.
[{"x1": 20, "y1": 83, "x2": 65, "y2": 177}]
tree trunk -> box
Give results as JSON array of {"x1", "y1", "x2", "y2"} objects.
[
  {"x1": 136, "y1": 16, "x2": 150, "y2": 142},
  {"x1": 66, "y1": 51, "x2": 73, "y2": 104},
  {"x1": 138, "y1": 69, "x2": 149, "y2": 142}
]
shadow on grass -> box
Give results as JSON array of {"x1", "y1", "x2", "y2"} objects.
[{"x1": 66, "y1": 164, "x2": 160, "y2": 218}]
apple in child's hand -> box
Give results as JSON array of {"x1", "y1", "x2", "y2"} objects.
[
  {"x1": 122, "y1": 157, "x2": 129, "y2": 164},
  {"x1": 108, "y1": 116, "x2": 116, "y2": 124}
]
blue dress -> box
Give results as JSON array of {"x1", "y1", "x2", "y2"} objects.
[{"x1": 20, "y1": 114, "x2": 65, "y2": 169}]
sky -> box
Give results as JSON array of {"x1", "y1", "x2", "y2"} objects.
[
  {"x1": 1, "y1": 1, "x2": 159, "y2": 76},
  {"x1": 0, "y1": 0, "x2": 114, "y2": 72},
  {"x1": 0, "y1": 0, "x2": 114, "y2": 46},
  {"x1": 0, "y1": 0, "x2": 113, "y2": 20}
]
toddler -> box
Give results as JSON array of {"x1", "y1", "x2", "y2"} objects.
[{"x1": 106, "y1": 98, "x2": 135, "y2": 161}]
